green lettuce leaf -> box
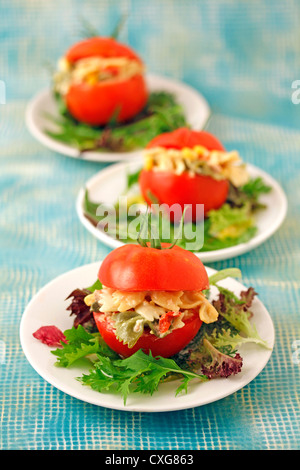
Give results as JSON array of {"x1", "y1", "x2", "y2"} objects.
[
  {"x1": 51, "y1": 325, "x2": 101, "y2": 367},
  {"x1": 46, "y1": 91, "x2": 187, "y2": 153},
  {"x1": 211, "y1": 287, "x2": 270, "y2": 348},
  {"x1": 227, "y1": 177, "x2": 272, "y2": 210},
  {"x1": 207, "y1": 203, "x2": 254, "y2": 240},
  {"x1": 79, "y1": 349, "x2": 207, "y2": 404},
  {"x1": 51, "y1": 325, "x2": 118, "y2": 367},
  {"x1": 208, "y1": 268, "x2": 242, "y2": 286}
]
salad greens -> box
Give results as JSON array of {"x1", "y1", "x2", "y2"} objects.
[
  {"x1": 81, "y1": 347, "x2": 208, "y2": 403},
  {"x1": 83, "y1": 174, "x2": 271, "y2": 252},
  {"x1": 44, "y1": 91, "x2": 187, "y2": 153},
  {"x1": 51, "y1": 270, "x2": 270, "y2": 404}
]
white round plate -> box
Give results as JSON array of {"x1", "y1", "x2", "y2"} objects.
[
  {"x1": 25, "y1": 74, "x2": 210, "y2": 162},
  {"x1": 76, "y1": 161, "x2": 287, "y2": 263},
  {"x1": 20, "y1": 262, "x2": 274, "y2": 412}
]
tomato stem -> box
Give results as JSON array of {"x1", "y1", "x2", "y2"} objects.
[
  {"x1": 137, "y1": 207, "x2": 162, "y2": 249},
  {"x1": 110, "y1": 13, "x2": 128, "y2": 40},
  {"x1": 137, "y1": 206, "x2": 187, "y2": 250}
]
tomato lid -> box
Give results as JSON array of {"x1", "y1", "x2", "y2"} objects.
[
  {"x1": 65, "y1": 36, "x2": 144, "y2": 64},
  {"x1": 146, "y1": 127, "x2": 225, "y2": 151},
  {"x1": 98, "y1": 243, "x2": 209, "y2": 292}
]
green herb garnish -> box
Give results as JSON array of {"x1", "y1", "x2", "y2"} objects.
[
  {"x1": 80, "y1": 349, "x2": 208, "y2": 404},
  {"x1": 45, "y1": 91, "x2": 187, "y2": 154}
]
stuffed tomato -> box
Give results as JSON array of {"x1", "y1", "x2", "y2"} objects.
[
  {"x1": 84, "y1": 243, "x2": 219, "y2": 358},
  {"x1": 139, "y1": 127, "x2": 249, "y2": 222},
  {"x1": 53, "y1": 36, "x2": 148, "y2": 126}
]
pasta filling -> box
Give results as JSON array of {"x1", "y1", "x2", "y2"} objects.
[
  {"x1": 143, "y1": 145, "x2": 249, "y2": 187},
  {"x1": 54, "y1": 56, "x2": 144, "y2": 95},
  {"x1": 84, "y1": 286, "x2": 219, "y2": 347}
]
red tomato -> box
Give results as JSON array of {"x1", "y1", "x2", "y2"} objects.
[
  {"x1": 66, "y1": 74, "x2": 148, "y2": 126},
  {"x1": 139, "y1": 128, "x2": 229, "y2": 221},
  {"x1": 65, "y1": 37, "x2": 143, "y2": 64},
  {"x1": 94, "y1": 243, "x2": 208, "y2": 357},
  {"x1": 146, "y1": 127, "x2": 225, "y2": 151},
  {"x1": 139, "y1": 169, "x2": 229, "y2": 221},
  {"x1": 98, "y1": 243, "x2": 209, "y2": 292},
  {"x1": 63, "y1": 37, "x2": 148, "y2": 125},
  {"x1": 93, "y1": 309, "x2": 202, "y2": 358}
]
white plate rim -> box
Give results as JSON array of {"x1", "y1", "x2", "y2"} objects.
[
  {"x1": 75, "y1": 161, "x2": 288, "y2": 263},
  {"x1": 25, "y1": 73, "x2": 211, "y2": 163},
  {"x1": 20, "y1": 262, "x2": 275, "y2": 412}
]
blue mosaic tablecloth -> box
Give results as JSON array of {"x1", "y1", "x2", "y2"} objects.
[{"x1": 1, "y1": 0, "x2": 300, "y2": 450}]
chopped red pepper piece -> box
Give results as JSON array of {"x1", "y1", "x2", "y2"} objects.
[{"x1": 159, "y1": 311, "x2": 181, "y2": 334}]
